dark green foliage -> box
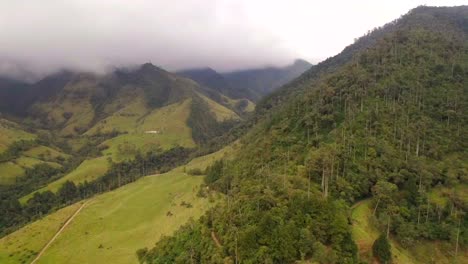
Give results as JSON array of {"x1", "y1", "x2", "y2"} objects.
[
  {"x1": 204, "y1": 160, "x2": 223, "y2": 184},
  {"x1": 58, "y1": 181, "x2": 78, "y2": 203},
  {"x1": 0, "y1": 140, "x2": 37, "y2": 162},
  {"x1": 187, "y1": 95, "x2": 238, "y2": 145},
  {"x1": 187, "y1": 168, "x2": 203, "y2": 176},
  {"x1": 141, "y1": 6, "x2": 468, "y2": 263},
  {"x1": 372, "y1": 235, "x2": 392, "y2": 263}
]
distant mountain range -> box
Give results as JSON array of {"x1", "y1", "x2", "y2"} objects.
[{"x1": 177, "y1": 59, "x2": 311, "y2": 101}]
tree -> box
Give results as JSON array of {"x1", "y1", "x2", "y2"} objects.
[
  {"x1": 58, "y1": 181, "x2": 78, "y2": 203},
  {"x1": 372, "y1": 180, "x2": 397, "y2": 215},
  {"x1": 372, "y1": 234, "x2": 392, "y2": 263}
]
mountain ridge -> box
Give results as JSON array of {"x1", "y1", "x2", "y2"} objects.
[{"x1": 178, "y1": 59, "x2": 312, "y2": 101}]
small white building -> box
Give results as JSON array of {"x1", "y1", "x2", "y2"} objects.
[{"x1": 145, "y1": 130, "x2": 160, "y2": 134}]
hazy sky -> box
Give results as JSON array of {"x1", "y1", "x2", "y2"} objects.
[{"x1": 0, "y1": 0, "x2": 465, "y2": 80}]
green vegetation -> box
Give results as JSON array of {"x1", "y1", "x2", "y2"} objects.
[
  {"x1": 1, "y1": 5, "x2": 467, "y2": 264},
  {"x1": 141, "y1": 6, "x2": 468, "y2": 264},
  {"x1": 36, "y1": 171, "x2": 209, "y2": 264},
  {"x1": 0, "y1": 144, "x2": 234, "y2": 264},
  {"x1": 373, "y1": 234, "x2": 392, "y2": 263},
  {"x1": 0, "y1": 162, "x2": 24, "y2": 185},
  {"x1": 0, "y1": 202, "x2": 84, "y2": 264},
  {"x1": 0, "y1": 119, "x2": 36, "y2": 153},
  {"x1": 22, "y1": 156, "x2": 110, "y2": 201},
  {"x1": 23, "y1": 146, "x2": 70, "y2": 162}
]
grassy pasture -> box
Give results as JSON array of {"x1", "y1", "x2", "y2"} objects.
[
  {"x1": 20, "y1": 156, "x2": 109, "y2": 203},
  {"x1": 0, "y1": 144, "x2": 235, "y2": 264},
  {"x1": 0, "y1": 162, "x2": 24, "y2": 185},
  {"x1": 0, "y1": 202, "x2": 84, "y2": 264}
]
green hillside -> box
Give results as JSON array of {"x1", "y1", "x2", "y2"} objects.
[
  {"x1": 0, "y1": 119, "x2": 68, "y2": 185},
  {"x1": 0, "y1": 162, "x2": 24, "y2": 185},
  {"x1": 20, "y1": 156, "x2": 110, "y2": 203},
  {"x1": 0, "y1": 202, "x2": 85, "y2": 264},
  {"x1": 0, "y1": 144, "x2": 236, "y2": 264},
  {"x1": 141, "y1": 6, "x2": 468, "y2": 264},
  {"x1": 0, "y1": 119, "x2": 36, "y2": 153}
]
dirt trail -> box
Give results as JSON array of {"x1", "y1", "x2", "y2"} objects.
[
  {"x1": 30, "y1": 200, "x2": 91, "y2": 264},
  {"x1": 211, "y1": 231, "x2": 222, "y2": 248}
]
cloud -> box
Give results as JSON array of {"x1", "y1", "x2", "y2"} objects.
[
  {"x1": 0, "y1": 0, "x2": 465, "y2": 81},
  {"x1": 0, "y1": 0, "x2": 297, "y2": 80}
]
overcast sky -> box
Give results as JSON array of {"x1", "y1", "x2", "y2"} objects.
[{"x1": 0, "y1": 0, "x2": 465, "y2": 80}]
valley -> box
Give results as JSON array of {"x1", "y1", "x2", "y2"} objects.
[{"x1": 0, "y1": 4, "x2": 466, "y2": 264}]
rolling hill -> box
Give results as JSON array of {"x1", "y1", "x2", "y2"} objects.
[{"x1": 1, "y1": 62, "x2": 248, "y2": 195}]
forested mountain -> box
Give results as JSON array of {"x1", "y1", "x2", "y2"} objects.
[
  {"x1": 0, "y1": 62, "x2": 251, "y2": 237},
  {"x1": 140, "y1": 6, "x2": 468, "y2": 263},
  {"x1": 178, "y1": 59, "x2": 312, "y2": 101}
]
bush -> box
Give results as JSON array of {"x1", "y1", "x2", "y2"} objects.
[
  {"x1": 372, "y1": 234, "x2": 391, "y2": 263},
  {"x1": 187, "y1": 168, "x2": 203, "y2": 175}
]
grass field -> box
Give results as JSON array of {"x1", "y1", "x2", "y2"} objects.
[
  {"x1": 23, "y1": 146, "x2": 70, "y2": 162},
  {"x1": 85, "y1": 95, "x2": 147, "y2": 135},
  {"x1": 0, "y1": 150, "x2": 63, "y2": 186},
  {"x1": 21, "y1": 156, "x2": 109, "y2": 203},
  {"x1": 0, "y1": 202, "x2": 85, "y2": 264},
  {"x1": 0, "y1": 162, "x2": 24, "y2": 185},
  {"x1": 1, "y1": 144, "x2": 236, "y2": 264},
  {"x1": 197, "y1": 93, "x2": 241, "y2": 122},
  {"x1": 37, "y1": 171, "x2": 209, "y2": 264},
  {"x1": 0, "y1": 119, "x2": 36, "y2": 153},
  {"x1": 93, "y1": 99, "x2": 196, "y2": 161},
  {"x1": 13, "y1": 157, "x2": 61, "y2": 169}
]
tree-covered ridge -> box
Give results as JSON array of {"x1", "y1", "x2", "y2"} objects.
[{"x1": 141, "y1": 6, "x2": 467, "y2": 263}]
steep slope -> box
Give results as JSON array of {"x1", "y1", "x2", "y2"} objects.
[
  {"x1": 177, "y1": 67, "x2": 257, "y2": 101},
  {"x1": 223, "y1": 59, "x2": 311, "y2": 101},
  {"x1": 142, "y1": 6, "x2": 468, "y2": 264},
  {"x1": 28, "y1": 63, "x2": 242, "y2": 140}
]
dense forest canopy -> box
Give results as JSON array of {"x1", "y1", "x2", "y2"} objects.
[{"x1": 140, "y1": 6, "x2": 467, "y2": 263}]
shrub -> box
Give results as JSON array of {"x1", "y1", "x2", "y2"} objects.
[{"x1": 372, "y1": 234, "x2": 391, "y2": 263}]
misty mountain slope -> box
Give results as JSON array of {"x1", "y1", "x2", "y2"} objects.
[
  {"x1": 141, "y1": 6, "x2": 468, "y2": 264},
  {"x1": 14, "y1": 65, "x2": 245, "y2": 201},
  {"x1": 25, "y1": 63, "x2": 243, "y2": 139},
  {"x1": 178, "y1": 59, "x2": 312, "y2": 102},
  {"x1": 223, "y1": 58, "x2": 312, "y2": 99},
  {"x1": 256, "y1": 5, "x2": 468, "y2": 117}
]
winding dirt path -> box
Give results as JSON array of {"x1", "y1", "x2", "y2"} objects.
[{"x1": 30, "y1": 200, "x2": 91, "y2": 264}]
